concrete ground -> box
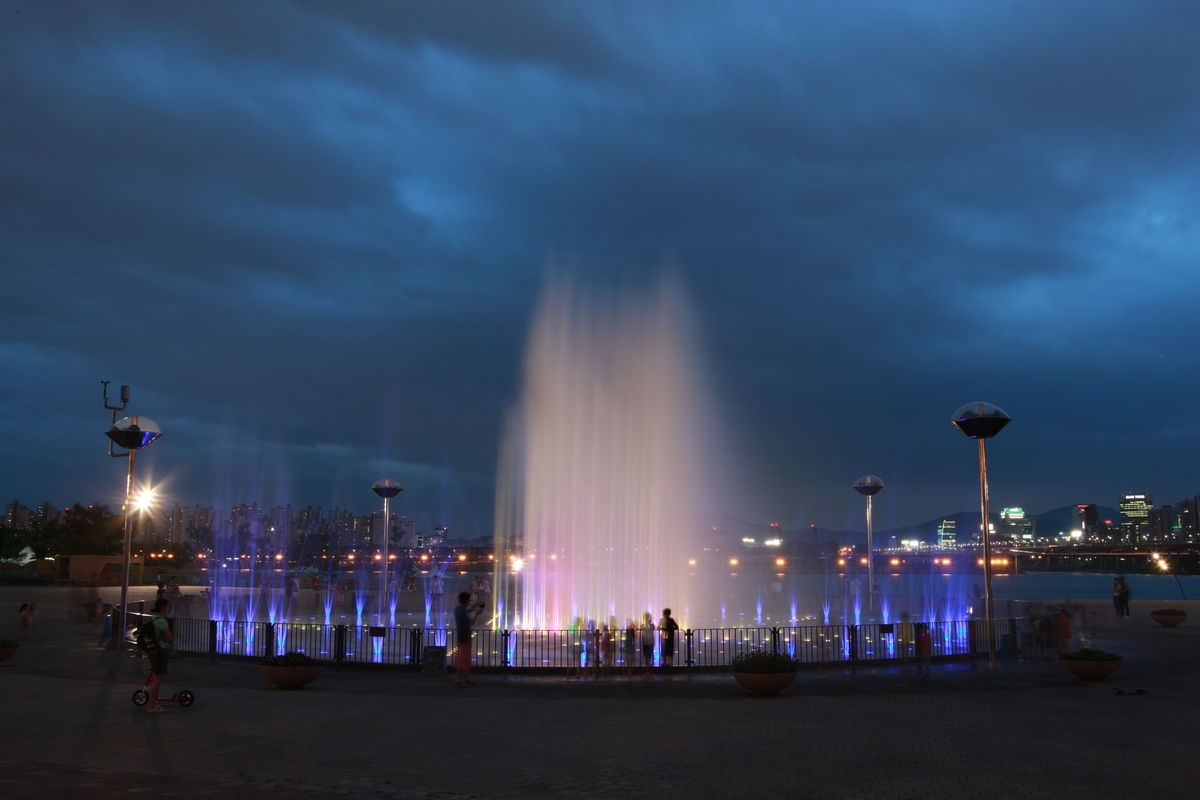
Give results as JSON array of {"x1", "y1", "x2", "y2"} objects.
[{"x1": 1, "y1": 586, "x2": 1197, "y2": 799}]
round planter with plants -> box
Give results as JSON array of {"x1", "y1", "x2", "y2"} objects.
[
  {"x1": 258, "y1": 652, "x2": 324, "y2": 690},
  {"x1": 1150, "y1": 609, "x2": 1187, "y2": 627},
  {"x1": 731, "y1": 649, "x2": 801, "y2": 695},
  {"x1": 0, "y1": 638, "x2": 17, "y2": 664},
  {"x1": 1059, "y1": 648, "x2": 1122, "y2": 681}
]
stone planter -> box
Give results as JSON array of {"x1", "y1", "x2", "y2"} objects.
[
  {"x1": 1150, "y1": 611, "x2": 1187, "y2": 627},
  {"x1": 1059, "y1": 657, "x2": 1121, "y2": 681},
  {"x1": 258, "y1": 665, "x2": 324, "y2": 690},
  {"x1": 732, "y1": 671, "x2": 799, "y2": 696},
  {"x1": 0, "y1": 646, "x2": 17, "y2": 664}
]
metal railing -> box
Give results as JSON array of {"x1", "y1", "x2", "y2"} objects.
[{"x1": 117, "y1": 607, "x2": 1019, "y2": 670}]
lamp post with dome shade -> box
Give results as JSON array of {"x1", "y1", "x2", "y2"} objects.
[
  {"x1": 372, "y1": 479, "x2": 402, "y2": 624},
  {"x1": 950, "y1": 402, "x2": 1011, "y2": 669},
  {"x1": 103, "y1": 382, "x2": 163, "y2": 649},
  {"x1": 852, "y1": 476, "x2": 884, "y2": 612}
]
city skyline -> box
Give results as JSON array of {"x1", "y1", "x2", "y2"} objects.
[
  {"x1": 9, "y1": 486, "x2": 1200, "y2": 547},
  {"x1": 3, "y1": 4, "x2": 1200, "y2": 534}
]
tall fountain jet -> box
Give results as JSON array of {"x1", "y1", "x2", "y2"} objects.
[{"x1": 494, "y1": 275, "x2": 712, "y2": 631}]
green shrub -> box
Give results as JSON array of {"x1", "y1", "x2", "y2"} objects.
[
  {"x1": 731, "y1": 648, "x2": 800, "y2": 673},
  {"x1": 0, "y1": 638, "x2": 17, "y2": 648},
  {"x1": 260, "y1": 651, "x2": 321, "y2": 667},
  {"x1": 1059, "y1": 648, "x2": 1121, "y2": 661}
]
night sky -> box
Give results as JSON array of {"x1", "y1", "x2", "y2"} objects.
[{"x1": 3, "y1": 2, "x2": 1199, "y2": 538}]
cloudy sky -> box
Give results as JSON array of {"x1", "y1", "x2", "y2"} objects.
[{"x1": 2, "y1": 1, "x2": 1199, "y2": 536}]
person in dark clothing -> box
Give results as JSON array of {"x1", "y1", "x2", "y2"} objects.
[
  {"x1": 916, "y1": 623, "x2": 932, "y2": 679},
  {"x1": 453, "y1": 591, "x2": 479, "y2": 688},
  {"x1": 658, "y1": 608, "x2": 679, "y2": 666},
  {"x1": 147, "y1": 598, "x2": 174, "y2": 712}
]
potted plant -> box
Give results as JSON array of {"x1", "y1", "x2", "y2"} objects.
[
  {"x1": 1150, "y1": 608, "x2": 1187, "y2": 627},
  {"x1": 258, "y1": 651, "x2": 324, "y2": 690},
  {"x1": 0, "y1": 638, "x2": 17, "y2": 664},
  {"x1": 731, "y1": 649, "x2": 801, "y2": 695},
  {"x1": 1059, "y1": 648, "x2": 1122, "y2": 681}
]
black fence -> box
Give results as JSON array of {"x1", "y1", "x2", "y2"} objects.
[{"x1": 119, "y1": 609, "x2": 1018, "y2": 671}]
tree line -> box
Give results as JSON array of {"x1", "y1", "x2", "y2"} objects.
[{"x1": 0, "y1": 504, "x2": 125, "y2": 560}]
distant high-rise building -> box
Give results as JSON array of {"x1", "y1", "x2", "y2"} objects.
[
  {"x1": 432, "y1": 525, "x2": 449, "y2": 546},
  {"x1": 5, "y1": 501, "x2": 31, "y2": 530},
  {"x1": 268, "y1": 506, "x2": 292, "y2": 551},
  {"x1": 1179, "y1": 497, "x2": 1199, "y2": 543},
  {"x1": 35, "y1": 502, "x2": 60, "y2": 528},
  {"x1": 168, "y1": 504, "x2": 191, "y2": 546},
  {"x1": 192, "y1": 506, "x2": 217, "y2": 541},
  {"x1": 1148, "y1": 504, "x2": 1175, "y2": 543},
  {"x1": 294, "y1": 506, "x2": 325, "y2": 546},
  {"x1": 398, "y1": 517, "x2": 416, "y2": 549},
  {"x1": 1000, "y1": 508, "x2": 1035, "y2": 541},
  {"x1": 1071, "y1": 504, "x2": 1101, "y2": 540},
  {"x1": 1101, "y1": 516, "x2": 1121, "y2": 541},
  {"x1": 1120, "y1": 493, "x2": 1152, "y2": 544},
  {"x1": 937, "y1": 519, "x2": 956, "y2": 548}
]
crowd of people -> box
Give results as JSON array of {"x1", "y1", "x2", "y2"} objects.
[{"x1": 560, "y1": 609, "x2": 681, "y2": 679}]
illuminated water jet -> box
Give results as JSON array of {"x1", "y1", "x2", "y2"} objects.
[{"x1": 494, "y1": 275, "x2": 711, "y2": 631}]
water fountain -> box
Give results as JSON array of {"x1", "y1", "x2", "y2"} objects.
[{"x1": 494, "y1": 275, "x2": 711, "y2": 632}]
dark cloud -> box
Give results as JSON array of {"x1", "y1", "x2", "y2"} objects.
[{"x1": 2, "y1": 1, "x2": 1199, "y2": 534}]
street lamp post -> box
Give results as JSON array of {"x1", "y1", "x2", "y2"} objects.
[
  {"x1": 852, "y1": 476, "x2": 884, "y2": 612},
  {"x1": 950, "y1": 402, "x2": 1011, "y2": 668},
  {"x1": 103, "y1": 383, "x2": 162, "y2": 648},
  {"x1": 372, "y1": 479, "x2": 402, "y2": 625}
]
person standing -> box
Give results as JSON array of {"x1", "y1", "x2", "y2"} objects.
[
  {"x1": 17, "y1": 603, "x2": 30, "y2": 641},
  {"x1": 468, "y1": 576, "x2": 485, "y2": 625},
  {"x1": 147, "y1": 598, "x2": 174, "y2": 712},
  {"x1": 623, "y1": 618, "x2": 637, "y2": 675},
  {"x1": 567, "y1": 617, "x2": 584, "y2": 680},
  {"x1": 916, "y1": 623, "x2": 932, "y2": 679},
  {"x1": 475, "y1": 575, "x2": 492, "y2": 625},
  {"x1": 166, "y1": 577, "x2": 183, "y2": 613},
  {"x1": 1118, "y1": 578, "x2": 1131, "y2": 619},
  {"x1": 1058, "y1": 609, "x2": 1073, "y2": 654},
  {"x1": 601, "y1": 623, "x2": 616, "y2": 675},
  {"x1": 639, "y1": 612, "x2": 656, "y2": 671},
  {"x1": 431, "y1": 574, "x2": 445, "y2": 618},
  {"x1": 1111, "y1": 578, "x2": 1123, "y2": 618},
  {"x1": 453, "y1": 591, "x2": 477, "y2": 688},
  {"x1": 658, "y1": 608, "x2": 679, "y2": 667}
]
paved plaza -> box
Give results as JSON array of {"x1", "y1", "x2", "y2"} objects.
[{"x1": 1, "y1": 586, "x2": 1197, "y2": 799}]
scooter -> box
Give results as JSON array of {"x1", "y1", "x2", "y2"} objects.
[{"x1": 131, "y1": 670, "x2": 195, "y2": 707}]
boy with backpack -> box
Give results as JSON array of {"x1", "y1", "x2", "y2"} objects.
[{"x1": 140, "y1": 598, "x2": 174, "y2": 712}]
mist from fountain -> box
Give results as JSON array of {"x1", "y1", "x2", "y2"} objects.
[{"x1": 494, "y1": 275, "x2": 711, "y2": 631}]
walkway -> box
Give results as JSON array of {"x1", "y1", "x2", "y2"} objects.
[{"x1": 0, "y1": 587, "x2": 1196, "y2": 799}]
